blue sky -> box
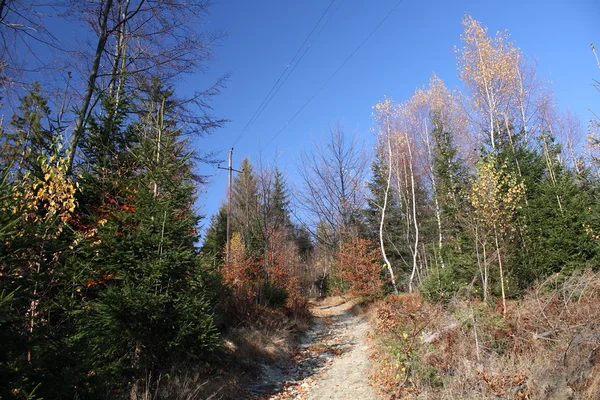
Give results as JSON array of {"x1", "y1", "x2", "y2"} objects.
[{"x1": 187, "y1": 0, "x2": 599, "y2": 233}]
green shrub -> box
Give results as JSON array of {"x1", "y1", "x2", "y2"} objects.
[
  {"x1": 261, "y1": 282, "x2": 288, "y2": 308},
  {"x1": 420, "y1": 266, "x2": 461, "y2": 303}
]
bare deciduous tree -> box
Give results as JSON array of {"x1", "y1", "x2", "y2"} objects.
[
  {"x1": 297, "y1": 123, "x2": 368, "y2": 249},
  {"x1": 65, "y1": 0, "x2": 228, "y2": 171}
]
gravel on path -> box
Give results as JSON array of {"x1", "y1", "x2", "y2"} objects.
[{"x1": 250, "y1": 298, "x2": 380, "y2": 400}]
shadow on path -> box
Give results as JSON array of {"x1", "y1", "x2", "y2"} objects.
[{"x1": 248, "y1": 298, "x2": 379, "y2": 400}]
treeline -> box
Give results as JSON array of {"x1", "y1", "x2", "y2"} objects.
[
  {"x1": 253, "y1": 16, "x2": 600, "y2": 309},
  {"x1": 201, "y1": 158, "x2": 313, "y2": 309},
  {"x1": 364, "y1": 17, "x2": 600, "y2": 311},
  {"x1": 204, "y1": 17, "x2": 600, "y2": 314}
]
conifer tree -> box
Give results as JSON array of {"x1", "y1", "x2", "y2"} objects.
[
  {"x1": 231, "y1": 158, "x2": 262, "y2": 256},
  {"x1": 516, "y1": 134, "x2": 600, "y2": 284},
  {"x1": 2, "y1": 82, "x2": 54, "y2": 175},
  {"x1": 271, "y1": 167, "x2": 291, "y2": 230},
  {"x1": 201, "y1": 203, "x2": 228, "y2": 263},
  {"x1": 293, "y1": 224, "x2": 314, "y2": 261},
  {"x1": 64, "y1": 78, "x2": 219, "y2": 397}
]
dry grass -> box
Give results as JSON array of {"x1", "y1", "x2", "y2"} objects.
[
  {"x1": 129, "y1": 297, "x2": 314, "y2": 400},
  {"x1": 369, "y1": 271, "x2": 600, "y2": 399},
  {"x1": 132, "y1": 370, "x2": 235, "y2": 400},
  {"x1": 225, "y1": 310, "x2": 296, "y2": 361}
]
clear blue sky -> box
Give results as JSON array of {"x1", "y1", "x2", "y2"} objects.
[{"x1": 190, "y1": 0, "x2": 599, "y2": 234}]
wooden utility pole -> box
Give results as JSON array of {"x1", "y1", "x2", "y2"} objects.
[
  {"x1": 218, "y1": 148, "x2": 241, "y2": 263},
  {"x1": 227, "y1": 149, "x2": 232, "y2": 263}
]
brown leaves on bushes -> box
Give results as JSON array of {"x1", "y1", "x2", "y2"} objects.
[
  {"x1": 373, "y1": 293, "x2": 435, "y2": 334},
  {"x1": 369, "y1": 271, "x2": 600, "y2": 399},
  {"x1": 370, "y1": 294, "x2": 442, "y2": 398},
  {"x1": 334, "y1": 234, "x2": 383, "y2": 298},
  {"x1": 476, "y1": 370, "x2": 531, "y2": 398}
]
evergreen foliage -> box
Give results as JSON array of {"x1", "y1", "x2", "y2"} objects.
[
  {"x1": 201, "y1": 203, "x2": 228, "y2": 263},
  {"x1": 3, "y1": 82, "x2": 54, "y2": 175},
  {"x1": 365, "y1": 152, "x2": 406, "y2": 265}
]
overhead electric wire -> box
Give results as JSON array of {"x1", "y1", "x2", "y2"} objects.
[
  {"x1": 267, "y1": 0, "x2": 345, "y2": 107},
  {"x1": 263, "y1": 0, "x2": 404, "y2": 150},
  {"x1": 230, "y1": 0, "x2": 338, "y2": 148}
]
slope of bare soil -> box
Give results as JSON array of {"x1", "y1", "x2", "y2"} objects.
[{"x1": 249, "y1": 297, "x2": 380, "y2": 400}]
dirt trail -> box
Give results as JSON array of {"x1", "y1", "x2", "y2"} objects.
[{"x1": 249, "y1": 298, "x2": 380, "y2": 400}]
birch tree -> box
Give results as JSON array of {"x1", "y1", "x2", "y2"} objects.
[
  {"x1": 469, "y1": 157, "x2": 524, "y2": 314},
  {"x1": 386, "y1": 103, "x2": 425, "y2": 293},
  {"x1": 373, "y1": 99, "x2": 399, "y2": 294},
  {"x1": 409, "y1": 75, "x2": 470, "y2": 268},
  {"x1": 457, "y1": 16, "x2": 522, "y2": 152}
]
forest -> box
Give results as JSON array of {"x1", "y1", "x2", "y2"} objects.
[{"x1": 1, "y1": 1, "x2": 599, "y2": 399}]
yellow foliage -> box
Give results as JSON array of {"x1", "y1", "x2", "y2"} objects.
[
  {"x1": 458, "y1": 16, "x2": 521, "y2": 107},
  {"x1": 229, "y1": 232, "x2": 245, "y2": 264},
  {"x1": 457, "y1": 16, "x2": 524, "y2": 150},
  {"x1": 468, "y1": 158, "x2": 525, "y2": 232},
  {"x1": 12, "y1": 154, "x2": 78, "y2": 238}
]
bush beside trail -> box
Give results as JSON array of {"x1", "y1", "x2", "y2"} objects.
[{"x1": 368, "y1": 271, "x2": 600, "y2": 399}]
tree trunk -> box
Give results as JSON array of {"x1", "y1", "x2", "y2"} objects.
[
  {"x1": 474, "y1": 34, "x2": 496, "y2": 151},
  {"x1": 407, "y1": 135, "x2": 419, "y2": 293},
  {"x1": 475, "y1": 223, "x2": 488, "y2": 302},
  {"x1": 493, "y1": 225, "x2": 507, "y2": 317},
  {"x1": 424, "y1": 119, "x2": 445, "y2": 268},
  {"x1": 67, "y1": 0, "x2": 114, "y2": 173},
  {"x1": 380, "y1": 127, "x2": 398, "y2": 294}
]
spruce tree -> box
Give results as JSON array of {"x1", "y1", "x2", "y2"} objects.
[
  {"x1": 3, "y1": 82, "x2": 54, "y2": 175},
  {"x1": 271, "y1": 167, "x2": 291, "y2": 230},
  {"x1": 64, "y1": 78, "x2": 219, "y2": 397},
  {"x1": 516, "y1": 133, "x2": 600, "y2": 285},
  {"x1": 201, "y1": 203, "x2": 228, "y2": 263},
  {"x1": 420, "y1": 117, "x2": 475, "y2": 301},
  {"x1": 0, "y1": 85, "x2": 79, "y2": 398},
  {"x1": 231, "y1": 158, "x2": 262, "y2": 257}
]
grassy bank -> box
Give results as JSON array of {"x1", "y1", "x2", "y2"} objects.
[{"x1": 368, "y1": 271, "x2": 600, "y2": 399}]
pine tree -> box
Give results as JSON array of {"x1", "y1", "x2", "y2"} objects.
[
  {"x1": 0, "y1": 144, "x2": 79, "y2": 398},
  {"x1": 516, "y1": 133, "x2": 600, "y2": 285},
  {"x1": 201, "y1": 203, "x2": 228, "y2": 263},
  {"x1": 2, "y1": 82, "x2": 54, "y2": 175},
  {"x1": 293, "y1": 224, "x2": 314, "y2": 261},
  {"x1": 419, "y1": 116, "x2": 477, "y2": 301},
  {"x1": 271, "y1": 167, "x2": 291, "y2": 230}
]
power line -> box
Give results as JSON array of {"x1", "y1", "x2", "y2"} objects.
[
  {"x1": 263, "y1": 0, "x2": 404, "y2": 150},
  {"x1": 230, "y1": 0, "x2": 338, "y2": 148},
  {"x1": 268, "y1": 0, "x2": 346, "y2": 108}
]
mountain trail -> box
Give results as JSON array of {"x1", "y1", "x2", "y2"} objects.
[{"x1": 249, "y1": 298, "x2": 380, "y2": 400}]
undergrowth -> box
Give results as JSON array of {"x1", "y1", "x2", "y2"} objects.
[
  {"x1": 369, "y1": 271, "x2": 600, "y2": 399},
  {"x1": 125, "y1": 294, "x2": 312, "y2": 400}
]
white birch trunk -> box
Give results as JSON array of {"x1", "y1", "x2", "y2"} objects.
[{"x1": 381, "y1": 126, "x2": 398, "y2": 294}]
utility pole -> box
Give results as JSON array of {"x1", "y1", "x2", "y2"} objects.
[{"x1": 218, "y1": 148, "x2": 241, "y2": 263}]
